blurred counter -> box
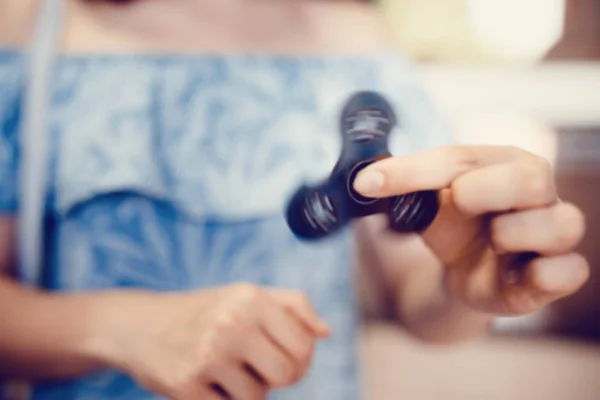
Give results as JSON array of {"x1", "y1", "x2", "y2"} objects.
[{"x1": 361, "y1": 323, "x2": 600, "y2": 400}]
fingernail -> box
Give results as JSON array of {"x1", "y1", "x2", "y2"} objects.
[
  {"x1": 317, "y1": 320, "x2": 331, "y2": 332},
  {"x1": 318, "y1": 325, "x2": 332, "y2": 338},
  {"x1": 311, "y1": 318, "x2": 332, "y2": 336},
  {"x1": 354, "y1": 171, "x2": 385, "y2": 194}
]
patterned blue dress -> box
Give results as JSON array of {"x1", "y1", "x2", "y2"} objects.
[{"x1": 0, "y1": 43, "x2": 453, "y2": 400}]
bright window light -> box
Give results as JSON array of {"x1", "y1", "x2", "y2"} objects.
[{"x1": 467, "y1": 0, "x2": 566, "y2": 61}]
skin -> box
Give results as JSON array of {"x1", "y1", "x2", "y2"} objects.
[
  {"x1": 0, "y1": 0, "x2": 589, "y2": 399},
  {"x1": 356, "y1": 145, "x2": 588, "y2": 341}
]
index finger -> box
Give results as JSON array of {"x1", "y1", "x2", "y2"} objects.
[
  {"x1": 353, "y1": 145, "x2": 521, "y2": 198},
  {"x1": 267, "y1": 289, "x2": 332, "y2": 337}
]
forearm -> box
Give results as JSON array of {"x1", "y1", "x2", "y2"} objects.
[
  {"x1": 0, "y1": 278, "x2": 120, "y2": 381},
  {"x1": 355, "y1": 218, "x2": 492, "y2": 344},
  {"x1": 395, "y1": 264, "x2": 493, "y2": 344}
]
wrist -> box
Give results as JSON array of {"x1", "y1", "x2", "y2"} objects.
[
  {"x1": 405, "y1": 299, "x2": 493, "y2": 344},
  {"x1": 77, "y1": 290, "x2": 157, "y2": 370},
  {"x1": 440, "y1": 277, "x2": 495, "y2": 339},
  {"x1": 401, "y1": 276, "x2": 494, "y2": 344}
]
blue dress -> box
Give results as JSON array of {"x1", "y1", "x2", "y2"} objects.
[{"x1": 0, "y1": 46, "x2": 452, "y2": 399}]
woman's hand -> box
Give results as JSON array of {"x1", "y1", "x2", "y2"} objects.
[
  {"x1": 354, "y1": 145, "x2": 589, "y2": 317},
  {"x1": 89, "y1": 284, "x2": 330, "y2": 400}
]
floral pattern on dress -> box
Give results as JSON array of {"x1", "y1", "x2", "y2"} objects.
[{"x1": 0, "y1": 50, "x2": 452, "y2": 400}]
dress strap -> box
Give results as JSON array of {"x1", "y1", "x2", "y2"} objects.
[{"x1": 19, "y1": 0, "x2": 67, "y2": 286}]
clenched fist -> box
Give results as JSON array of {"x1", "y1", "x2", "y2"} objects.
[{"x1": 90, "y1": 284, "x2": 330, "y2": 400}]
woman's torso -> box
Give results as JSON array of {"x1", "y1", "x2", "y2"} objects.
[{"x1": 0, "y1": 1, "x2": 452, "y2": 399}]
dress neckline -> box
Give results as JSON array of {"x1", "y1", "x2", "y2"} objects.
[{"x1": 0, "y1": 46, "x2": 400, "y2": 64}]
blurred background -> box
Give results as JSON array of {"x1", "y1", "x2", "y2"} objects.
[{"x1": 362, "y1": 1, "x2": 600, "y2": 399}]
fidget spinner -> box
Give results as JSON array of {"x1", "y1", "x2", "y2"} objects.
[{"x1": 285, "y1": 91, "x2": 440, "y2": 241}]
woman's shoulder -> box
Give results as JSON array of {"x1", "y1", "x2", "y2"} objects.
[
  {"x1": 0, "y1": 0, "x2": 40, "y2": 48},
  {"x1": 0, "y1": 0, "x2": 36, "y2": 105},
  {"x1": 0, "y1": 0, "x2": 31, "y2": 151}
]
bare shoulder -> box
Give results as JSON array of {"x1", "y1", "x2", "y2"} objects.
[
  {"x1": 0, "y1": 0, "x2": 40, "y2": 47},
  {"x1": 304, "y1": 1, "x2": 396, "y2": 53}
]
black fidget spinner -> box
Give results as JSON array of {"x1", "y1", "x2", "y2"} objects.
[{"x1": 285, "y1": 91, "x2": 440, "y2": 241}]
